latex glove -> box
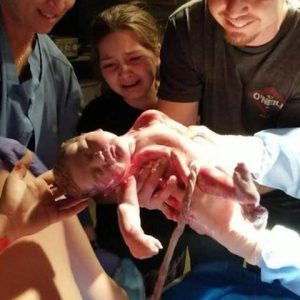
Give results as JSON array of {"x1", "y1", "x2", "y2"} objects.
[
  {"x1": 187, "y1": 165, "x2": 268, "y2": 266},
  {"x1": 0, "y1": 151, "x2": 88, "y2": 241},
  {"x1": 187, "y1": 125, "x2": 265, "y2": 176},
  {"x1": 0, "y1": 136, "x2": 47, "y2": 176},
  {"x1": 161, "y1": 162, "x2": 268, "y2": 265}
]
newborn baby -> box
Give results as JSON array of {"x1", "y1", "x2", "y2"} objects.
[{"x1": 53, "y1": 110, "x2": 266, "y2": 259}]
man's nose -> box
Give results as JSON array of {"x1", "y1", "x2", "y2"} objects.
[{"x1": 225, "y1": 0, "x2": 249, "y2": 18}]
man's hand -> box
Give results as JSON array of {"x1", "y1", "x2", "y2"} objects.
[{"x1": 0, "y1": 151, "x2": 88, "y2": 240}]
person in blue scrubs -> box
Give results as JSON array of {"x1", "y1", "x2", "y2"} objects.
[
  {"x1": 163, "y1": 127, "x2": 300, "y2": 299},
  {"x1": 0, "y1": 0, "x2": 82, "y2": 168}
]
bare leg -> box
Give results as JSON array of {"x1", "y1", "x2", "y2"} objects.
[{"x1": 233, "y1": 163, "x2": 268, "y2": 230}]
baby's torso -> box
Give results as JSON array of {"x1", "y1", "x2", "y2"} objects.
[{"x1": 130, "y1": 122, "x2": 201, "y2": 183}]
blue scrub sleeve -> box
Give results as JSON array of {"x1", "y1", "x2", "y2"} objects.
[
  {"x1": 0, "y1": 137, "x2": 47, "y2": 175},
  {"x1": 259, "y1": 225, "x2": 300, "y2": 296},
  {"x1": 254, "y1": 128, "x2": 300, "y2": 199}
]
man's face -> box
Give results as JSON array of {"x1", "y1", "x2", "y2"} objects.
[
  {"x1": 1, "y1": 0, "x2": 75, "y2": 34},
  {"x1": 208, "y1": 0, "x2": 288, "y2": 46}
]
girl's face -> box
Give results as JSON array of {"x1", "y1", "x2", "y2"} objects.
[
  {"x1": 1, "y1": 0, "x2": 75, "y2": 34},
  {"x1": 98, "y1": 29, "x2": 160, "y2": 110},
  {"x1": 208, "y1": 0, "x2": 288, "y2": 46}
]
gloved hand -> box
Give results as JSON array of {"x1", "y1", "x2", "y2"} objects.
[
  {"x1": 186, "y1": 164, "x2": 269, "y2": 266},
  {"x1": 158, "y1": 159, "x2": 268, "y2": 266},
  {"x1": 0, "y1": 136, "x2": 47, "y2": 176},
  {"x1": 186, "y1": 125, "x2": 265, "y2": 176}
]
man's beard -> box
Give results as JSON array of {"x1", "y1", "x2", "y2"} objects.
[{"x1": 225, "y1": 30, "x2": 260, "y2": 47}]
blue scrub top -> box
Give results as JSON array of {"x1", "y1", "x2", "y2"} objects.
[{"x1": 0, "y1": 19, "x2": 82, "y2": 168}]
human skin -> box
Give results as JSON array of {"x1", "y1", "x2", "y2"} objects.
[
  {"x1": 0, "y1": 151, "x2": 87, "y2": 242},
  {"x1": 98, "y1": 29, "x2": 160, "y2": 110},
  {"x1": 208, "y1": 0, "x2": 288, "y2": 47},
  {"x1": 54, "y1": 110, "x2": 266, "y2": 259}
]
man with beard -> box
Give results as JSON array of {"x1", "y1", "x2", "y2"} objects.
[{"x1": 156, "y1": 0, "x2": 300, "y2": 268}]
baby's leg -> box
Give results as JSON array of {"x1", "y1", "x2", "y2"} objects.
[
  {"x1": 195, "y1": 163, "x2": 268, "y2": 229},
  {"x1": 233, "y1": 163, "x2": 268, "y2": 230},
  {"x1": 117, "y1": 175, "x2": 163, "y2": 259}
]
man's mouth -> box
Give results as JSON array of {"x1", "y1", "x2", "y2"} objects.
[{"x1": 226, "y1": 18, "x2": 254, "y2": 30}]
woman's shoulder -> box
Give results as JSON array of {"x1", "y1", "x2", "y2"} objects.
[
  {"x1": 78, "y1": 90, "x2": 142, "y2": 134},
  {"x1": 84, "y1": 90, "x2": 124, "y2": 111}
]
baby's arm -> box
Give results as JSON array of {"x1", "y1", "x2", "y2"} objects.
[
  {"x1": 131, "y1": 109, "x2": 187, "y2": 134},
  {"x1": 117, "y1": 175, "x2": 163, "y2": 259}
]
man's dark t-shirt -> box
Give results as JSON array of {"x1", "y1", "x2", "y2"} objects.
[
  {"x1": 158, "y1": 0, "x2": 300, "y2": 266},
  {"x1": 158, "y1": 0, "x2": 300, "y2": 134}
]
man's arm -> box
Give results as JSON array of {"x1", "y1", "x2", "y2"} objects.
[
  {"x1": 157, "y1": 15, "x2": 202, "y2": 127},
  {"x1": 157, "y1": 100, "x2": 199, "y2": 126}
]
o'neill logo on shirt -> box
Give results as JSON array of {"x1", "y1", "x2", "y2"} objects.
[{"x1": 249, "y1": 87, "x2": 286, "y2": 117}]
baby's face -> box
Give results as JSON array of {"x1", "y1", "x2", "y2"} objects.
[{"x1": 63, "y1": 130, "x2": 131, "y2": 196}]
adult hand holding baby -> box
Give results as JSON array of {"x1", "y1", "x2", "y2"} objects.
[{"x1": 0, "y1": 151, "x2": 88, "y2": 242}]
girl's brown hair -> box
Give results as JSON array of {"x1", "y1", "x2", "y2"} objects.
[{"x1": 91, "y1": 2, "x2": 161, "y2": 75}]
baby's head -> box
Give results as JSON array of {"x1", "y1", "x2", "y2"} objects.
[{"x1": 53, "y1": 130, "x2": 132, "y2": 199}]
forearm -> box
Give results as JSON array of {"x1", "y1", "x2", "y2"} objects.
[
  {"x1": 190, "y1": 126, "x2": 300, "y2": 198},
  {"x1": 0, "y1": 215, "x2": 8, "y2": 238},
  {"x1": 63, "y1": 217, "x2": 128, "y2": 300},
  {"x1": 0, "y1": 169, "x2": 11, "y2": 242}
]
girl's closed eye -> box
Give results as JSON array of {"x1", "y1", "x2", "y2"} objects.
[
  {"x1": 101, "y1": 62, "x2": 117, "y2": 71},
  {"x1": 129, "y1": 55, "x2": 143, "y2": 63}
]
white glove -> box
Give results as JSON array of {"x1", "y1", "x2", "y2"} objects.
[
  {"x1": 187, "y1": 126, "x2": 265, "y2": 176},
  {"x1": 188, "y1": 190, "x2": 269, "y2": 265}
]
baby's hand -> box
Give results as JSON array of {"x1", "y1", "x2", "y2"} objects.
[
  {"x1": 125, "y1": 230, "x2": 163, "y2": 259},
  {"x1": 117, "y1": 203, "x2": 163, "y2": 259}
]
